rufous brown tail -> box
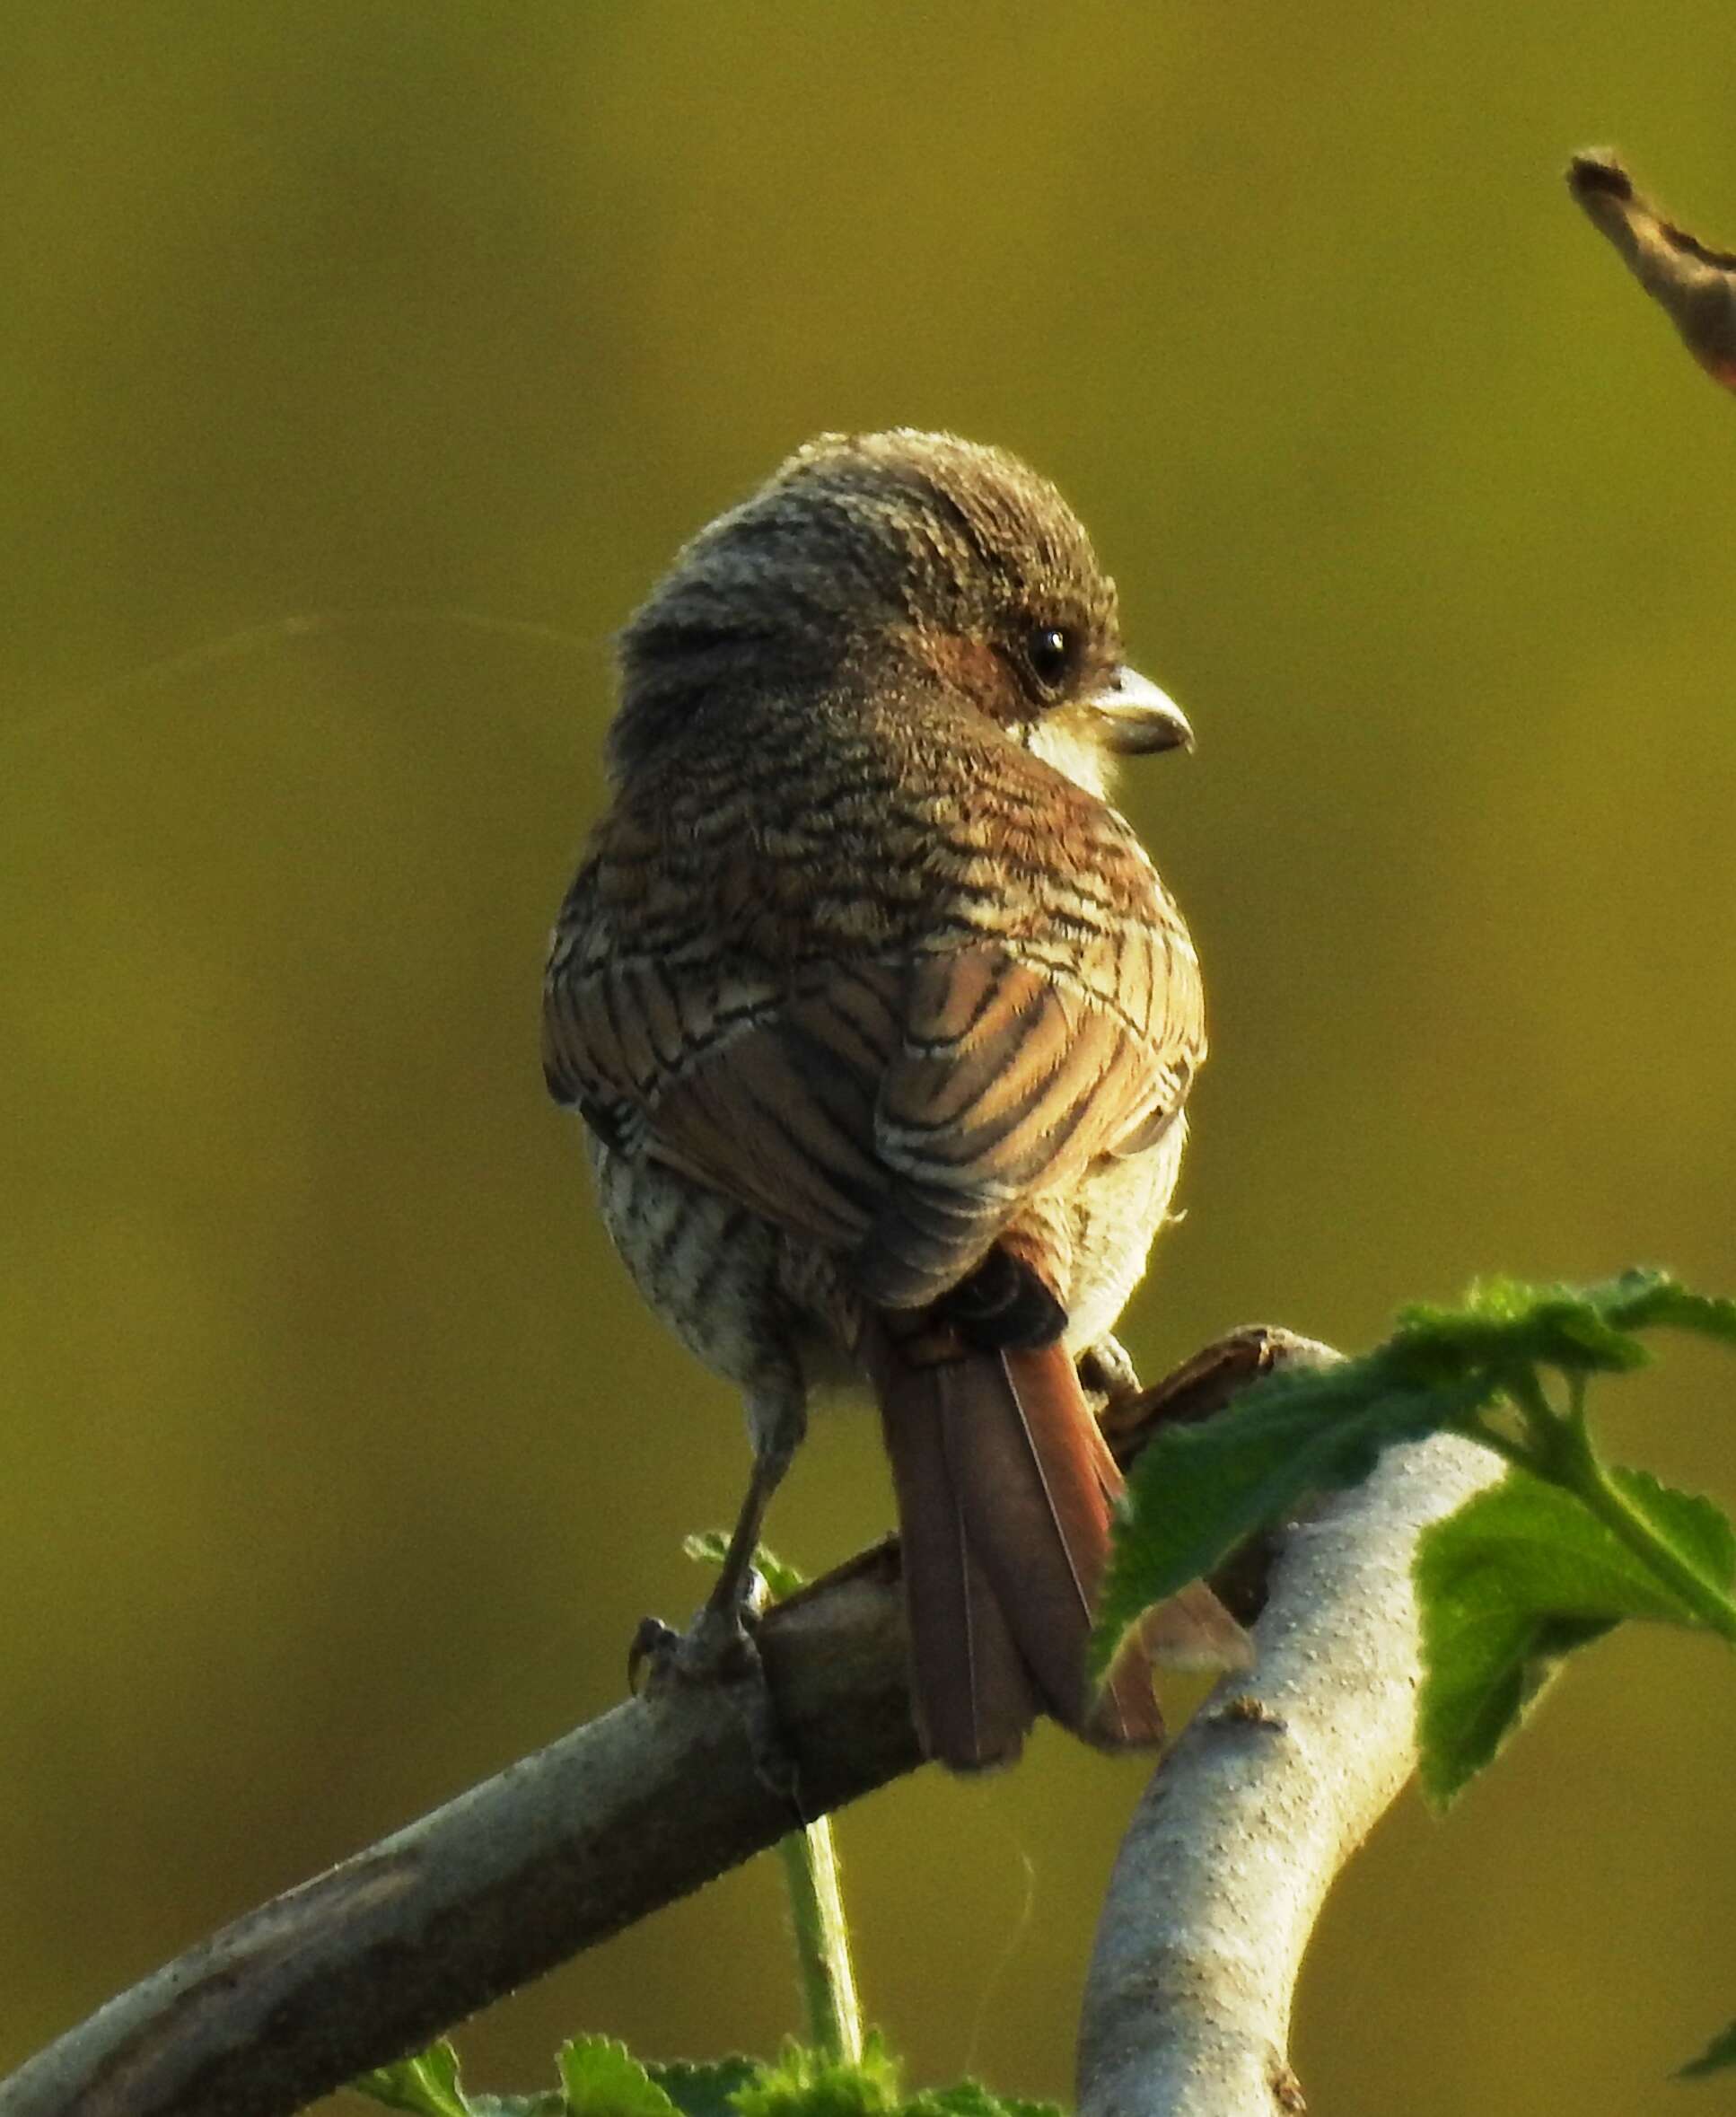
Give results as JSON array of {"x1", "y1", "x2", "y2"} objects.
[{"x1": 868, "y1": 1324, "x2": 1222, "y2": 1770}]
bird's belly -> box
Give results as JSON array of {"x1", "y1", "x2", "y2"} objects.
[
  {"x1": 1060, "y1": 1118, "x2": 1188, "y2": 1355},
  {"x1": 586, "y1": 1111, "x2": 1185, "y2": 1399},
  {"x1": 587, "y1": 1135, "x2": 793, "y2": 1392}
]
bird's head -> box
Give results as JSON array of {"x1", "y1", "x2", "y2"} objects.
[{"x1": 613, "y1": 428, "x2": 1190, "y2": 797}]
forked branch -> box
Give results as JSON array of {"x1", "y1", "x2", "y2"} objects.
[{"x1": 0, "y1": 1336, "x2": 1486, "y2": 2117}]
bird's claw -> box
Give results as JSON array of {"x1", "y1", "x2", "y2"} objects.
[
  {"x1": 627, "y1": 1563, "x2": 772, "y2": 1691},
  {"x1": 626, "y1": 1614, "x2": 684, "y2": 1693},
  {"x1": 625, "y1": 1592, "x2": 801, "y2": 1813}
]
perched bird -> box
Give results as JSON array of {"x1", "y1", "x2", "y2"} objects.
[{"x1": 543, "y1": 429, "x2": 1247, "y2": 1770}]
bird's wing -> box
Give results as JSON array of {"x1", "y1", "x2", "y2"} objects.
[
  {"x1": 613, "y1": 962, "x2": 904, "y2": 1249},
  {"x1": 543, "y1": 830, "x2": 903, "y2": 1248},
  {"x1": 543, "y1": 737, "x2": 1203, "y2": 1291},
  {"x1": 855, "y1": 923, "x2": 1202, "y2": 1309},
  {"x1": 548, "y1": 927, "x2": 1198, "y2": 1301}
]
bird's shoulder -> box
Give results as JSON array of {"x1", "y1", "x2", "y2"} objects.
[
  {"x1": 558, "y1": 683, "x2": 1175, "y2": 964},
  {"x1": 541, "y1": 683, "x2": 1201, "y2": 1178}
]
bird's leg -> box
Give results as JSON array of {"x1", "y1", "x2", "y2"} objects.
[
  {"x1": 628, "y1": 1382, "x2": 807, "y2": 1799},
  {"x1": 627, "y1": 1439, "x2": 795, "y2": 1684},
  {"x1": 630, "y1": 1380, "x2": 808, "y2": 1676},
  {"x1": 688, "y1": 1432, "x2": 796, "y2": 1668}
]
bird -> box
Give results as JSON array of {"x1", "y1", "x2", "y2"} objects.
[{"x1": 542, "y1": 428, "x2": 1248, "y2": 1771}]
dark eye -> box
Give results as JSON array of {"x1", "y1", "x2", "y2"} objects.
[{"x1": 1024, "y1": 624, "x2": 1074, "y2": 691}]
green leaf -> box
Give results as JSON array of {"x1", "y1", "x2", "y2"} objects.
[
  {"x1": 1094, "y1": 1360, "x2": 1485, "y2": 1672},
  {"x1": 1416, "y1": 1467, "x2": 1736, "y2": 1805},
  {"x1": 1609, "y1": 1468, "x2": 1736, "y2": 1597},
  {"x1": 1679, "y1": 2018, "x2": 1736, "y2": 2079},
  {"x1": 1415, "y1": 1559, "x2": 1614, "y2": 1809},
  {"x1": 352, "y1": 2041, "x2": 1057, "y2": 2117},
  {"x1": 1591, "y1": 1270, "x2": 1736, "y2": 1348},
  {"x1": 1395, "y1": 1274, "x2": 1647, "y2": 1377},
  {"x1": 647, "y1": 2059, "x2": 764, "y2": 2117},
  {"x1": 731, "y1": 2036, "x2": 905, "y2": 2117},
  {"x1": 1100, "y1": 1267, "x2": 1736, "y2": 1675},
  {"x1": 1394, "y1": 1268, "x2": 1736, "y2": 1382},
  {"x1": 352, "y1": 2042, "x2": 475, "y2": 2117},
  {"x1": 559, "y1": 2038, "x2": 683, "y2": 2117},
  {"x1": 683, "y1": 1532, "x2": 807, "y2": 1603},
  {"x1": 908, "y1": 2086, "x2": 1061, "y2": 2117}
]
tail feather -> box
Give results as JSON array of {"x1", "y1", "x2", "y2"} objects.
[
  {"x1": 876, "y1": 1348, "x2": 1039, "y2": 1770},
  {"x1": 872, "y1": 1322, "x2": 1249, "y2": 1767},
  {"x1": 985, "y1": 1344, "x2": 1167, "y2": 1748},
  {"x1": 1062, "y1": 1352, "x2": 1254, "y2": 1720},
  {"x1": 938, "y1": 1344, "x2": 1142, "y2": 1735}
]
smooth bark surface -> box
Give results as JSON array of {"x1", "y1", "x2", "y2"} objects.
[
  {"x1": 0, "y1": 1545, "x2": 920, "y2": 2117},
  {"x1": 1076, "y1": 1434, "x2": 1500, "y2": 2117}
]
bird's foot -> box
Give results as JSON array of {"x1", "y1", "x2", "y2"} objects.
[
  {"x1": 627, "y1": 1584, "x2": 763, "y2": 1691},
  {"x1": 626, "y1": 1578, "x2": 802, "y2": 1813},
  {"x1": 1077, "y1": 1333, "x2": 1143, "y2": 1409}
]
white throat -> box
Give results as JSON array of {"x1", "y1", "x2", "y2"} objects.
[{"x1": 1024, "y1": 713, "x2": 1116, "y2": 801}]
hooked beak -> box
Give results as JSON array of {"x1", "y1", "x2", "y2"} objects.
[{"x1": 1087, "y1": 665, "x2": 1194, "y2": 755}]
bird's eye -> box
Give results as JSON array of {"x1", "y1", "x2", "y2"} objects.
[{"x1": 1024, "y1": 624, "x2": 1074, "y2": 691}]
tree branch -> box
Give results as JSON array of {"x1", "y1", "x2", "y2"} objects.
[
  {"x1": 1075, "y1": 1431, "x2": 1501, "y2": 2117},
  {"x1": 1, "y1": 1332, "x2": 1493, "y2": 2117},
  {"x1": 1568, "y1": 150, "x2": 1736, "y2": 391},
  {"x1": 0, "y1": 1544, "x2": 922, "y2": 2117}
]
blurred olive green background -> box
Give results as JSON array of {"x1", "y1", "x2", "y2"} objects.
[{"x1": 4, "y1": 5, "x2": 1735, "y2": 2112}]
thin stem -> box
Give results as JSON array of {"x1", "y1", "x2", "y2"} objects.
[
  {"x1": 1456, "y1": 1419, "x2": 1533, "y2": 1472},
  {"x1": 776, "y1": 1817, "x2": 864, "y2": 2063},
  {"x1": 1502, "y1": 1366, "x2": 1565, "y2": 1463},
  {"x1": 1555, "y1": 1408, "x2": 1736, "y2": 1644}
]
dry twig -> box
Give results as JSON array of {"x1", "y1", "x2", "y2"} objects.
[{"x1": 1569, "y1": 150, "x2": 1736, "y2": 390}]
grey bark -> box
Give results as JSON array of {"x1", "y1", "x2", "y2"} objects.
[
  {"x1": 1076, "y1": 1435, "x2": 1500, "y2": 2117},
  {"x1": 1, "y1": 1352, "x2": 1494, "y2": 2117},
  {"x1": 0, "y1": 1544, "x2": 920, "y2": 2117}
]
